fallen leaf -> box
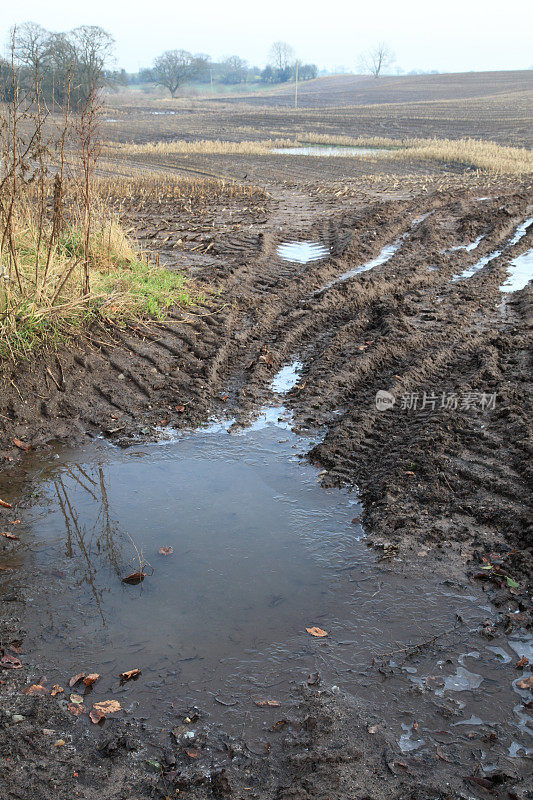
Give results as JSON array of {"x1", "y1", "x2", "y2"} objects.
[
  {"x1": 51, "y1": 685, "x2": 64, "y2": 696},
  {"x1": 185, "y1": 749, "x2": 199, "y2": 758},
  {"x1": 83, "y1": 673, "x2": 100, "y2": 687},
  {"x1": 506, "y1": 576, "x2": 519, "y2": 588},
  {"x1": 69, "y1": 693, "x2": 84, "y2": 704},
  {"x1": 1, "y1": 531, "x2": 19, "y2": 540},
  {"x1": 436, "y1": 744, "x2": 452, "y2": 762},
  {"x1": 55, "y1": 739, "x2": 66, "y2": 746},
  {"x1": 516, "y1": 656, "x2": 529, "y2": 668},
  {"x1": 68, "y1": 672, "x2": 86, "y2": 687},
  {"x1": 89, "y1": 708, "x2": 105, "y2": 724},
  {"x1": 0, "y1": 499, "x2": 13, "y2": 509},
  {"x1": 22, "y1": 684, "x2": 49, "y2": 696},
  {"x1": 67, "y1": 703, "x2": 86, "y2": 716},
  {"x1": 122, "y1": 572, "x2": 146, "y2": 585},
  {"x1": 516, "y1": 676, "x2": 533, "y2": 690},
  {"x1": 1, "y1": 655, "x2": 22, "y2": 669},
  {"x1": 269, "y1": 719, "x2": 287, "y2": 731},
  {"x1": 120, "y1": 668, "x2": 141, "y2": 683},
  {"x1": 92, "y1": 700, "x2": 122, "y2": 714},
  {"x1": 405, "y1": 471, "x2": 416, "y2": 477},
  {"x1": 158, "y1": 546, "x2": 174, "y2": 556},
  {"x1": 13, "y1": 438, "x2": 31, "y2": 453},
  {"x1": 306, "y1": 626, "x2": 328, "y2": 638}
]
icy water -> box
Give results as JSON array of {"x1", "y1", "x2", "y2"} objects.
[
  {"x1": 272, "y1": 145, "x2": 392, "y2": 158},
  {"x1": 453, "y1": 217, "x2": 533, "y2": 282},
  {"x1": 277, "y1": 241, "x2": 329, "y2": 263},
  {"x1": 500, "y1": 248, "x2": 533, "y2": 293},
  {"x1": 1, "y1": 366, "x2": 531, "y2": 757}
]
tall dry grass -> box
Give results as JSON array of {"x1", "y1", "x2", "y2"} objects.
[
  {"x1": 0, "y1": 68, "x2": 197, "y2": 363},
  {"x1": 110, "y1": 134, "x2": 533, "y2": 176}
]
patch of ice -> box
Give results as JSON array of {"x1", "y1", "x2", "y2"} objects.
[
  {"x1": 277, "y1": 241, "x2": 329, "y2": 263},
  {"x1": 500, "y1": 248, "x2": 533, "y2": 293},
  {"x1": 442, "y1": 666, "x2": 483, "y2": 692},
  {"x1": 271, "y1": 361, "x2": 303, "y2": 394}
]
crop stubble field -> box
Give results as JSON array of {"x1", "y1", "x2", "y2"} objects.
[{"x1": 1, "y1": 70, "x2": 532, "y2": 800}]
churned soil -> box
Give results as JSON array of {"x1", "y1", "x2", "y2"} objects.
[{"x1": 1, "y1": 176, "x2": 532, "y2": 799}]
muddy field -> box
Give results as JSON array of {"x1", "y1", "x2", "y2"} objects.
[{"x1": 1, "y1": 87, "x2": 532, "y2": 800}]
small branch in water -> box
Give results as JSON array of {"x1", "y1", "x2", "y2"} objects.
[{"x1": 371, "y1": 623, "x2": 460, "y2": 663}]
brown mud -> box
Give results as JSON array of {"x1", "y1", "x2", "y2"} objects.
[{"x1": 1, "y1": 174, "x2": 532, "y2": 799}]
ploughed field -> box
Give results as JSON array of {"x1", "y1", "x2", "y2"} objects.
[{"x1": 1, "y1": 82, "x2": 532, "y2": 800}]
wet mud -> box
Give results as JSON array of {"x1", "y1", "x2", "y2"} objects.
[{"x1": 1, "y1": 180, "x2": 532, "y2": 799}]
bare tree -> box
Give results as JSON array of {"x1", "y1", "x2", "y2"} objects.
[
  {"x1": 9, "y1": 22, "x2": 49, "y2": 74},
  {"x1": 359, "y1": 43, "x2": 394, "y2": 77},
  {"x1": 269, "y1": 41, "x2": 295, "y2": 72},
  {"x1": 153, "y1": 50, "x2": 196, "y2": 97},
  {"x1": 70, "y1": 25, "x2": 115, "y2": 99}
]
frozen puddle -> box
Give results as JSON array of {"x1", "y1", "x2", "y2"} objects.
[
  {"x1": 500, "y1": 248, "x2": 533, "y2": 293},
  {"x1": 277, "y1": 240, "x2": 329, "y2": 263},
  {"x1": 271, "y1": 360, "x2": 303, "y2": 393},
  {"x1": 272, "y1": 145, "x2": 392, "y2": 158},
  {"x1": 453, "y1": 217, "x2": 532, "y2": 282}
]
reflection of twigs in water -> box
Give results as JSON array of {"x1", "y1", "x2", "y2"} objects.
[
  {"x1": 371, "y1": 622, "x2": 460, "y2": 664},
  {"x1": 54, "y1": 477, "x2": 106, "y2": 626},
  {"x1": 74, "y1": 464, "x2": 97, "y2": 487},
  {"x1": 63, "y1": 466, "x2": 99, "y2": 501},
  {"x1": 97, "y1": 467, "x2": 123, "y2": 576}
]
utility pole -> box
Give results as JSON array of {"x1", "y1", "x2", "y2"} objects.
[{"x1": 294, "y1": 60, "x2": 299, "y2": 109}]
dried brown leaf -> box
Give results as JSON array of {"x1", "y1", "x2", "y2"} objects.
[
  {"x1": 306, "y1": 626, "x2": 328, "y2": 638},
  {"x1": 13, "y1": 438, "x2": 31, "y2": 452},
  {"x1": 122, "y1": 572, "x2": 146, "y2": 585},
  {"x1": 92, "y1": 700, "x2": 121, "y2": 714},
  {"x1": 120, "y1": 668, "x2": 141, "y2": 682},
  {"x1": 1, "y1": 654, "x2": 22, "y2": 669},
  {"x1": 22, "y1": 684, "x2": 49, "y2": 696}
]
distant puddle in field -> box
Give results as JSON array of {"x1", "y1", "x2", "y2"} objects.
[
  {"x1": 272, "y1": 145, "x2": 392, "y2": 158},
  {"x1": 500, "y1": 248, "x2": 533, "y2": 293},
  {"x1": 277, "y1": 241, "x2": 329, "y2": 263},
  {"x1": 453, "y1": 217, "x2": 532, "y2": 282},
  {"x1": 0, "y1": 363, "x2": 531, "y2": 762},
  {"x1": 149, "y1": 110, "x2": 177, "y2": 115}
]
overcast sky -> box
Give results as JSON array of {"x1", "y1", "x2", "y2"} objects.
[{"x1": 2, "y1": 0, "x2": 532, "y2": 74}]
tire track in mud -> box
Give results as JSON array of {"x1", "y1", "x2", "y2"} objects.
[{"x1": 209, "y1": 189, "x2": 532, "y2": 625}]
